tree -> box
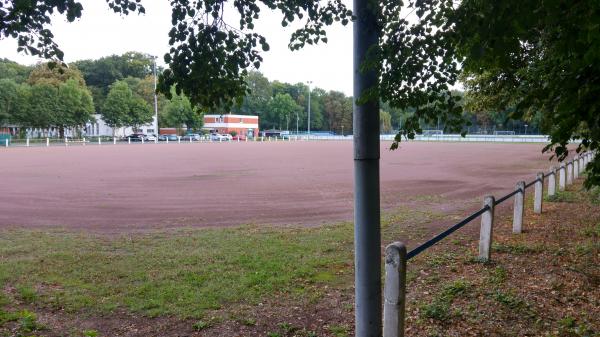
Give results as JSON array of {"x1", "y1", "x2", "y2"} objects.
[
  {"x1": 234, "y1": 71, "x2": 272, "y2": 116},
  {"x1": 25, "y1": 83, "x2": 58, "y2": 130},
  {"x1": 74, "y1": 53, "x2": 156, "y2": 113},
  {"x1": 0, "y1": 59, "x2": 32, "y2": 83},
  {"x1": 323, "y1": 91, "x2": 352, "y2": 135},
  {"x1": 265, "y1": 93, "x2": 301, "y2": 130},
  {"x1": 380, "y1": 110, "x2": 392, "y2": 134},
  {"x1": 27, "y1": 62, "x2": 86, "y2": 87},
  {"x1": 163, "y1": 90, "x2": 203, "y2": 132},
  {"x1": 102, "y1": 81, "x2": 133, "y2": 131},
  {"x1": 102, "y1": 81, "x2": 152, "y2": 133},
  {"x1": 56, "y1": 79, "x2": 94, "y2": 137},
  {"x1": 0, "y1": 79, "x2": 19, "y2": 126}
]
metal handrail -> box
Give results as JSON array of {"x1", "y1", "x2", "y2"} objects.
[
  {"x1": 405, "y1": 167, "x2": 555, "y2": 260},
  {"x1": 406, "y1": 205, "x2": 490, "y2": 260}
]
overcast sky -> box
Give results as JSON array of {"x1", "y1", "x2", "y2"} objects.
[{"x1": 0, "y1": 0, "x2": 354, "y2": 95}]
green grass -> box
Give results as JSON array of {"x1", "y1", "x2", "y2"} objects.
[
  {"x1": 420, "y1": 279, "x2": 470, "y2": 321},
  {"x1": 545, "y1": 191, "x2": 577, "y2": 203},
  {"x1": 0, "y1": 224, "x2": 358, "y2": 318}
]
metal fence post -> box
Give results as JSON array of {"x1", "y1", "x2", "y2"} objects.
[
  {"x1": 547, "y1": 167, "x2": 556, "y2": 197},
  {"x1": 513, "y1": 181, "x2": 525, "y2": 234},
  {"x1": 566, "y1": 161, "x2": 573, "y2": 185},
  {"x1": 534, "y1": 172, "x2": 544, "y2": 214},
  {"x1": 383, "y1": 242, "x2": 407, "y2": 337},
  {"x1": 559, "y1": 163, "x2": 566, "y2": 191},
  {"x1": 479, "y1": 195, "x2": 495, "y2": 261}
]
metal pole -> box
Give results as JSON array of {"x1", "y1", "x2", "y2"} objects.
[
  {"x1": 353, "y1": 0, "x2": 382, "y2": 335},
  {"x1": 307, "y1": 81, "x2": 312, "y2": 137},
  {"x1": 152, "y1": 56, "x2": 159, "y2": 137}
]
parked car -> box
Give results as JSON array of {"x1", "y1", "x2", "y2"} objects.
[
  {"x1": 158, "y1": 134, "x2": 168, "y2": 141},
  {"x1": 125, "y1": 133, "x2": 146, "y2": 142},
  {"x1": 210, "y1": 133, "x2": 230, "y2": 141},
  {"x1": 145, "y1": 134, "x2": 157, "y2": 142},
  {"x1": 166, "y1": 134, "x2": 178, "y2": 141},
  {"x1": 182, "y1": 133, "x2": 201, "y2": 141},
  {"x1": 231, "y1": 135, "x2": 246, "y2": 141}
]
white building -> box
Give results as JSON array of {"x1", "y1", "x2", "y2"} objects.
[{"x1": 85, "y1": 114, "x2": 157, "y2": 137}]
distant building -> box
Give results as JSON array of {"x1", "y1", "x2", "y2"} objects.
[
  {"x1": 203, "y1": 114, "x2": 259, "y2": 138},
  {"x1": 85, "y1": 114, "x2": 157, "y2": 137}
]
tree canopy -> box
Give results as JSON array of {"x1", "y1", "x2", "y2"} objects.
[{"x1": 102, "y1": 80, "x2": 153, "y2": 131}]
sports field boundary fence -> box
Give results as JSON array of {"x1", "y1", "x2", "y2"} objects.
[
  {"x1": 1, "y1": 134, "x2": 554, "y2": 149},
  {"x1": 382, "y1": 150, "x2": 597, "y2": 337}
]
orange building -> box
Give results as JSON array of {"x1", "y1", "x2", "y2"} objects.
[{"x1": 203, "y1": 114, "x2": 259, "y2": 138}]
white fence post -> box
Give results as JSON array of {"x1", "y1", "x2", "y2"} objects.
[
  {"x1": 166, "y1": 137, "x2": 169, "y2": 144},
  {"x1": 479, "y1": 195, "x2": 495, "y2": 261},
  {"x1": 559, "y1": 163, "x2": 566, "y2": 191},
  {"x1": 128, "y1": 137, "x2": 131, "y2": 144},
  {"x1": 4, "y1": 139, "x2": 7, "y2": 147},
  {"x1": 513, "y1": 181, "x2": 525, "y2": 234},
  {"x1": 547, "y1": 167, "x2": 556, "y2": 197},
  {"x1": 98, "y1": 137, "x2": 101, "y2": 145},
  {"x1": 113, "y1": 137, "x2": 116, "y2": 145},
  {"x1": 383, "y1": 242, "x2": 407, "y2": 337},
  {"x1": 566, "y1": 161, "x2": 573, "y2": 185},
  {"x1": 534, "y1": 172, "x2": 544, "y2": 214},
  {"x1": 26, "y1": 138, "x2": 30, "y2": 147},
  {"x1": 65, "y1": 137, "x2": 68, "y2": 147},
  {"x1": 46, "y1": 138, "x2": 49, "y2": 147},
  {"x1": 573, "y1": 158, "x2": 579, "y2": 179},
  {"x1": 142, "y1": 137, "x2": 144, "y2": 144},
  {"x1": 178, "y1": 136, "x2": 181, "y2": 144}
]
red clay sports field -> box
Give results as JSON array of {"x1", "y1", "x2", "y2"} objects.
[{"x1": 0, "y1": 141, "x2": 559, "y2": 233}]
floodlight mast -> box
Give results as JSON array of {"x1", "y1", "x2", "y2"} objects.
[
  {"x1": 151, "y1": 55, "x2": 159, "y2": 135},
  {"x1": 353, "y1": 0, "x2": 382, "y2": 336},
  {"x1": 307, "y1": 80, "x2": 312, "y2": 137}
]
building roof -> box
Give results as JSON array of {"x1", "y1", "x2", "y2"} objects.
[{"x1": 204, "y1": 114, "x2": 258, "y2": 119}]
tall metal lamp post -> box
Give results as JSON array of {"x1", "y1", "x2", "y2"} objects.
[
  {"x1": 307, "y1": 80, "x2": 312, "y2": 138},
  {"x1": 150, "y1": 55, "x2": 159, "y2": 135},
  {"x1": 353, "y1": 0, "x2": 382, "y2": 335}
]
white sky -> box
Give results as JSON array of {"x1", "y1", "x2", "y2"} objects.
[{"x1": 0, "y1": 0, "x2": 354, "y2": 95}]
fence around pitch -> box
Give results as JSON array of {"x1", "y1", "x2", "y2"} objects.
[
  {"x1": 3, "y1": 134, "x2": 559, "y2": 148},
  {"x1": 383, "y1": 150, "x2": 596, "y2": 337},
  {"x1": 2, "y1": 135, "x2": 320, "y2": 148}
]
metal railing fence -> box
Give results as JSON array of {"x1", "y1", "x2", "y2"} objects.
[{"x1": 383, "y1": 150, "x2": 596, "y2": 337}]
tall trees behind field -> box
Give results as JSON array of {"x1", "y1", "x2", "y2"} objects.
[
  {"x1": 0, "y1": 61, "x2": 94, "y2": 137},
  {"x1": 1, "y1": 57, "x2": 542, "y2": 135}
]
